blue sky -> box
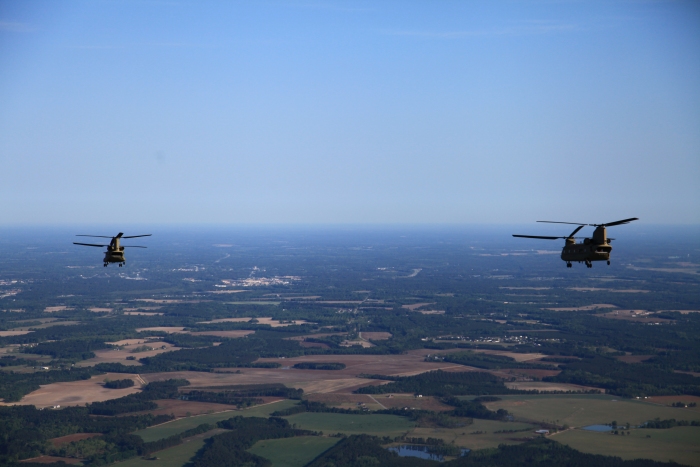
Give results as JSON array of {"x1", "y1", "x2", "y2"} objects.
[{"x1": 1, "y1": 1, "x2": 698, "y2": 225}]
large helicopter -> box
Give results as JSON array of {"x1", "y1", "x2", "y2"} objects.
[
  {"x1": 513, "y1": 218, "x2": 638, "y2": 268},
  {"x1": 73, "y1": 233, "x2": 151, "y2": 267}
]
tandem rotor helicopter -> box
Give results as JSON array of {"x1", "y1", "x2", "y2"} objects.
[
  {"x1": 73, "y1": 233, "x2": 151, "y2": 267},
  {"x1": 513, "y1": 218, "x2": 638, "y2": 268}
]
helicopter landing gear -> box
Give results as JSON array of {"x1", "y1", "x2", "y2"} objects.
[
  {"x1": 566, "y1": 262, "x2": 572, "y2": 268},
  {"x1": 103, "y1": 263, "x2": 108, "y2": 267},
  {"x1": 585, "y1": 261, "x2": 592, "y2": 268},
  {"x1": 118, "y1": 263, "x2": 123, "y2": 267},
  {"x1": 607, "y1": 260, "x2": 610, "y2": 265}
]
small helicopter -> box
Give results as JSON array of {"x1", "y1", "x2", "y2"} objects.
[
  {"x1": 513, "y1": 218, "x2": 638, "y2": 268},
  {"x1": 74, "y1": 233, "x2": 151, "y2": 267}
]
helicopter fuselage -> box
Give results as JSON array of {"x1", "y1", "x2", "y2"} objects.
[
  {"x1": 104, "y1": 248, "x2": 126, "y2": 264},
  {"x1": 561, "y1": 238, "x2": 611, "y2": 263},
  {"x1": 561, "y1": 226, "x2": 612, "y2": 268}
]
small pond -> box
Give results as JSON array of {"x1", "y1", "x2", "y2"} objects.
[
  {"x1": 582, "y1": 425, "x2": 613, "y2": 432},
  {"x1": 388, "y1": 445, "x2": 470, "y2": 462}
]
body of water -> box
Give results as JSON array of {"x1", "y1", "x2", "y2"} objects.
[
  {"x1": 582, "y1": 425, "x2": 613, "y2": 432},
  {"x1": 388, "y1": 445, "x2": 470, "y2": 461}
]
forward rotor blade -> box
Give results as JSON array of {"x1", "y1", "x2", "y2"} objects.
[
  {"x1": 76, "y1": 235, "x2": 113, "y2": 238},
  {"x1": 73, "y1": 242, "x2": 108, "y2": 247},
  {"x1": 537, "y1": 221, "x2": 589, "y2": 226},
  {"x1": 512, "y1": 235, "x2": 564, "y2": 240},
  {"x1": 121, "y1": 234, "x2": 152, "y2": 239},
  {"x1": 603, "y1": 217, "x2": 639, "y2": 227},
  {"x1": 116, "y1": 232, "x2": 124, "y2": 238},
  {"x1": 122, "y1": 246, "x2": 147, "y2": 248},
  {"x1": 568, "y1": 225, "x2": 585, "y2": 238}
]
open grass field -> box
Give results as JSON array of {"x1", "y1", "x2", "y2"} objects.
[
  {"x1": 197, "y1": 317, "x2": 303, "y2": 326},
  {"x1": 0, "y1": 330, "x2": 33, "y2": 336},
  {"x1": 107, "y1": 338, "x2": 163, "y2": 346},
  {"x1": 135, "y1": 326, "x2": 186, "y2": 333},
  {"x1": 407, "y1": 419, "x2": 538, "y2": 451},
  {"x1": 222, "y1": 301, "x2": 282, "y2": 305},
  {"x1": 544, "y1": 304, "x2": 617, "y2": 311},
  {"x1": 13, "y1": 320, "x2": 82, "y2": 331},
  {"x1": 471, "y1": 349, "x2": 548, "y2": 362},
  {"x1": 138, "y1": 399, "x2": 241, "y2": 418},
  {"x1": 123, "y1": 311, "x2": 164, "y2": 316},
  {"x1": 191, "y1": 330, "x2": 255, "y2": 338},
  {"x1": 305, "y1": 393, "x2": 453, "y2": 412},
  {"x1": 485, "y1": 394, "x2": 700, "y2": 427},
  {"x1": 44, "y1": 306, "x2": 73, "y2": 312},
  {"x1": 258, "y1": 351, "x2": 473, "y2": 379},
  {"x1": 360, "y1": 332, "x2": 392, "y2": 340},
  {"x1": 113, "y1": 430, "x2": 227, "y2": 467},
  {"x1": 144, "y1": 369, "x2": 385, "y2": 394},
  {"x1": 616, "y1": 355, "x2": 654, "y2": 363},
  {"x1": 248, "y1": 436, "x2": 340, "y2": 467},
  {"x1": 134, "y1": 400, "x2": 297, "y2": 442},
  {"x1": 306, "y1": 393, "x2": 385, "y2": 410},
  {"x1": 501, "y1": 368, "x2": 561, "y2": 378},
  {"x1": 553, "y1": 426, "x2": 700, "y2": 466},
  {"x1": 1, "y1": 372, "x2": 144, "y2": 408},
  {"x1": 283, "y1": 412, "x2": 415, "y2": 437},
  {"x1": 146, "y1": 351, "x2": 474, "y2": 395}
]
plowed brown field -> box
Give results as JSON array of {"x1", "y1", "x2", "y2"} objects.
[{"x1": 1, "y1": 373, "x2": 144, "y2": 408}]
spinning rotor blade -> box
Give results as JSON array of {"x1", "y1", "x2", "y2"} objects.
[
  {"x1": 537, "y1": 221, "x2": 587, "y2": 226},
  {"x1": 602, "y1": 217, "x2": 638, "y2": 227},
  {"x1": 512, "y1": 235, "x2": 564, "y2": 240},
  {"x1": 537, "y1": 218, "x2": 638, "y2": 227},
  {"x1": 76, "y1": 235, "x2": 113, "y2": 238},
  {"x1": 568, "y1": 225, "x2": 585, "y2": 238},
  {"x1": 74, "y1": 242, "x2": 108, "y2": 247},
  {"x1": 121, "y1": 234, "x2": 152, "y2": 239}
]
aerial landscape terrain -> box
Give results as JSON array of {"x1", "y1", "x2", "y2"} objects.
[
  {"x1": 1, "y1": 0, "x2": 698, "y2": 466},
  {"x1": 0, "y1": 226, "x2": 698, "y2": 466}
]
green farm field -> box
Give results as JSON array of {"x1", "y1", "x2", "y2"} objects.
[
  {"x1": 113, "y1": 434, "x2": 211, "y2": 467},
  {"x1": 134, "y1": 399, "x2": 297, "y2": 442},
  {"x1": 554, "y1": 426, "x2": 700, "y2": 467},
  {"x1": 408, "y1": 419, "x2": 539, "y2": 450},
  {"x1": 284, "y1": 412, "x2": 414, "y2": 437},
  {"x1": 407, "y1": 419, "x2": 538, "y2": 451},
  {"x1": 248, "y1": 436, "x2": 340, "y2": 467},
  {"x1": 484, "y1": 394, "x2": 700, "y2": 427}
]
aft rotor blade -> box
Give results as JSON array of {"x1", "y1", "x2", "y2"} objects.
[
  {"x1": 73, "y1": 242, "x2": 108, "y2": 247},
  {"x1": 76, "y1": 235, "x2": 114, "y2": 238},
  {"x1": 122, "y1": 246, "x2": 147, "y2": 248},
  {"x1": 568, "y1": 225, "x2": 585, "y2": 238},
  {"x1": 602, "y1": 217, "x2": 639, "y2": 227},
  {"x1": 512, "y1": 235, "x2": 564, "y2": 240},
  {"x1": 121, "y1": 234, "x2": 152, "y2": 239}
]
